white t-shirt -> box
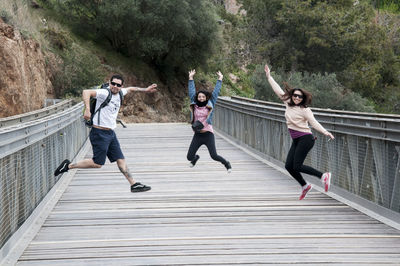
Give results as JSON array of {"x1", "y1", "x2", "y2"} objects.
[{"x1": 92, "y1": 88, "x2": 128, "y2": 129}]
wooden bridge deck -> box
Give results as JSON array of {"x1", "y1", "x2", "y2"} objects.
[{"x1": 17, "y1": 123, "x2": 400, "y2": 265}]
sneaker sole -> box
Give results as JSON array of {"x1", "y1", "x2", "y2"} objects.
[{"x1": 131, "y1": 187, "x2": 151, "y2": 193}]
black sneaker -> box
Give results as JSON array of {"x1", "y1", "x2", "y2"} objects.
[
  {"x1": 54, "y1": 159, "x2": 70, "y2": 176},
  {"x1": 189, "y1": 155, "x2": 200, "y2": 168},
  {"x1": 131, "y1": 182, "x2": 151, "y2": 193},
  {"x1": 224, "y1": 161, "x2": 232, "y2": 173}
]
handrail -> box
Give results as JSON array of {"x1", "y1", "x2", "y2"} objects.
[
  {"x1": 220, "y1": 97, "x2": 400, "y2": 142},
  {"x1": 231, "y1": 96, "x2": 400, "y2": 119},
  {"x1": 0, "y1": 102, "x2": 83, "y2": 160},
  {"x1": 0, "y1": 99, "x2": 74, "y2": 128},
  {"x1": 0, "y1": 101, "x2": 88, "y2": 252}
]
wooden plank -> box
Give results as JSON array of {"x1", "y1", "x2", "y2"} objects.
[{"x1": 17, "y1": 123, "x2": 400, "y2": 265}]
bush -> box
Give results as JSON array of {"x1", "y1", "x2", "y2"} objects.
[
  {"x1": 241, "y1": 0, "x2": 400, "y2": 112},
  {"x1": 252, "y1": 64, "x2": 376, "y2": 113},
  {"x1": 49, "y1": 43, "x2": 105, "y2": 97},
  {"x1": 0, "y1": 9, "x2": 11, "y2": 23},
  {"x1": 46, "y1": 0, "x2": 219, "y2": 75},
  {"x1": 372, "y1": 0, "x2": 400, "y2": 13},
  {"x1": 41, "y1": 28, "x2": 71, "y2": 50}
]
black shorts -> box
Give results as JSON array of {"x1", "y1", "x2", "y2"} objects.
[{"x1": 89, "y1": 127, "x2": 124, "y2": 165}]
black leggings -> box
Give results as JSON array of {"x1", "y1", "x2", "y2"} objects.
[
  {"x1": 187, "y1": 132, "x2": 228, "y2": 165},
  {"x1": 285, "y1": 134, "x2": 323, "y2": 186}
]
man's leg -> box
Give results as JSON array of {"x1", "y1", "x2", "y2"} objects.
[
  {"x1": 54, "y1": 128, "x2": 108, "y2": 176},
  {"x1": 117, "y1": 158, "x2": 151, "y2": 192},
  {"x1": 54, "y1": 158, "x2": 103, "y2": 176},
  {"x1": 107, "y1": 131, "x2": 150, "y2": 192},
  {"x1": 116, "y1": 158, "x2": 135, "y2": 185},
  {"x1": 69, "y1": 159, "x2": 102, "y2": 169}
]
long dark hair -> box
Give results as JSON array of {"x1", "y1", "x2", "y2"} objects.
[
  {"x1": 282, "y1": 82, "x2": 312, "y2": 107},
  {"x1": 196, "y1": 90, "x2": 211, "y2": 101}
]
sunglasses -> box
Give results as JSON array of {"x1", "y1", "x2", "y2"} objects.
[
  {"x1": 293, "y1": 94, "x2": 303, "y2": 99},
  {"x1": 111, "y1": 81, "x2": 122, "y2": 87}
]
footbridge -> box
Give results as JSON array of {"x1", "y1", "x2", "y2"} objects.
[{"x1": 1, "y1": 97, "x2": 400, "y2": 265}]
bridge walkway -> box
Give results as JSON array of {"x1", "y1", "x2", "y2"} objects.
[{"x1": 16, "y1": 123, "x2": 400, "y2": 265}]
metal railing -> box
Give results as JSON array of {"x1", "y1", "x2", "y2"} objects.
[
  {"x1": 214, "y1": 96, "x2": 400, "y2": 213},
  {"x1": 0, "y1": 102, "x2": 89, "y2": 249},
  {"x1": 0, "y1": 99, "x2": 74, "y2": 128}
]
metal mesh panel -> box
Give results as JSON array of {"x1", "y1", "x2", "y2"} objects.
[
  {"x1": 214, "y1": 98, "x2": 400, "y2": 213},
  {"x1": 0, "y1": 118, "x2": 88, "y2": 249}
]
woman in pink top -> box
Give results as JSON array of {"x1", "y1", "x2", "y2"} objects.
[
  {"x1": 265, "y1": 64, "x2": 335, "y2": 200},
  {"x1": 186, "y1": 69, "x2": 231, "y2": 172}
]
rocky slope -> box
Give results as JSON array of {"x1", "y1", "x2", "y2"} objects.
[
  {"x1": 0, "y1": 16, "x2": 186, "y2": 122},
  {"x1": 0, "y1": 0, "x2": 237, "y2": 121},
  {"x1": 0, "y1": 18, "x2": 53, "y2": 118}
]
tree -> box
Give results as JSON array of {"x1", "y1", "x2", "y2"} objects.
[
  {"x1": 240, "y1": 0, "x2": 400, "y2": 112},
  {"x1": 251, "y1": 64, "x2": 375, "y2": 112},
  {"x1": 49, "y1": 0, "x2": 219, "y2": 74}
]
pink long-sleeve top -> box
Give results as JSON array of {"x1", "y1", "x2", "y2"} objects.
[
  {"x1": 268, "y1": 76, "x2": 328, "y2": 135},
  {"x1": 194, "y1": 105, "x2": 214, "y2": 133}
]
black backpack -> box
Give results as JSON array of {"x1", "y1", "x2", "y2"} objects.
[{"x1": 85, "y1": 83, "x2": 124, "y2": 127}]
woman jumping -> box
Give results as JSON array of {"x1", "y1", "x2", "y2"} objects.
[
  {"x1": 186, "y1": 69, "x2": 232, "y2": 173},
  {"x1": 265, "y1": 64, "x2": 334, "y2": 200}
]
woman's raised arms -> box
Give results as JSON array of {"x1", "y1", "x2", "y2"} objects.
[{"x1": 265, "y1": 64, "x2": 285, "y2": 101}]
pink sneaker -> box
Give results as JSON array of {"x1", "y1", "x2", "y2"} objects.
[
  {"x1": 322, "y1": 172, "x2": 331, "y2": 192},
  {"x1": 299, "y1": 184, "x2": 312, "y2": 200}
]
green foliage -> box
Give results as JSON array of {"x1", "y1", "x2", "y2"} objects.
[
  {"x1": 252, "y1": 64, "x2": 375, "y2": 112},
  {"x1": 240, "y1": 0, "x2": 400, "y2": 113},
  {"x1": 45, "y1": 0, "x2": 219, "y2": 75},
  {"x1": 41, "y1": 28, "x2": 71, "y2": 50},
  {"x1": 181, "y1": 96, "x2": 191, "y2": 118},
  {"x1": 192, "y1": 68, "x2": 254, "y2": 98},
  {"x1": 371, "y1": 0, "x2": 400, "y2": 13},
  {"x1": 0, "y1": 9, "x2": 11, "y2": 23},
  {"x1": 48, "y1": 42, "x2": 105, "y2": 97},
  {"x1": 375, "y1": 86, "x2": 400, "y2": 113},
  {"x1": 224, "y1": 70, "x2": 254, "y2": 97},
  {"x1": 215, "y1": 4, "x2": 240, "y2": 27}
]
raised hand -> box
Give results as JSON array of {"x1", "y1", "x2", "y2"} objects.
[
  {"x1": 264, "y1": 64, "x2": 271, "y2": 78},
  {"x1": 217, "y1": 71, "x2": 223, "y2": 81},
  {"x1": 146, "y1": 84, "x2": 157, "y2": 93},
  {"x1": 189, "y1": 69, "x2": 196, "y2": 80}
]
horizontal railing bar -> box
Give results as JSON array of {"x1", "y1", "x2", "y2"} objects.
[
  {"x1": 0, "y1": 99, "x2": 74, "y2": 128},
  {"x1": 0, "y1": 102, "x2": 84, "y2": 160},
  {"x1": 218, "y1": 97, "x2": 400, "y2": 142},
  {"x1": 231, "y1": 96, "x2": 400, "y2": 120}
]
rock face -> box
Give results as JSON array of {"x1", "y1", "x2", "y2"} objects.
[
  {"x1": 120, "y1": 75, "x2": 187, "y2": 123},
  {"x1": 0, "y1": 18, "x2": 52, "y2": 118},
  {"x1": 225, "y1": 0, "x2": 241, "y2": 14}
]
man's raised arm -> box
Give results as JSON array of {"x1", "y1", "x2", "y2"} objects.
[{"x1": 125, "y1": 84, "x2": 157, "y2": 94}]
